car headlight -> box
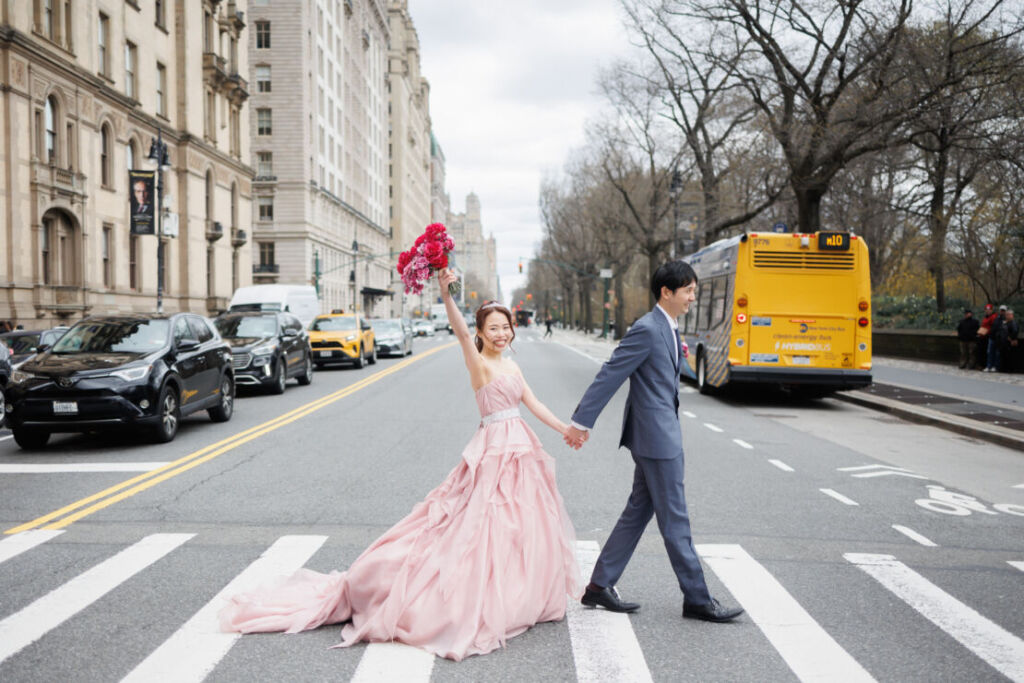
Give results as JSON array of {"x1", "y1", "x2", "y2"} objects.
[
  {"x1": 252, "y1": 342, "x2": 277, "y2": 356},
  {"x1": 10, "y1": 369, "x2": 42, "y2": 384},
  {"x1": 344, "y1": 334, "x2": 358, "y2": 342},
  {"x1": 108, "y1": 365, "x2": 152, "y2": 382}
]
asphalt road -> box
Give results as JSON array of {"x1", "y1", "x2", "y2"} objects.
[{"x1": 1, "y1": 329, "x2": 1022, "y2": 682}]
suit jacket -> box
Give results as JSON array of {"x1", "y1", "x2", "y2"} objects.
[{"x1": 571, "y1": 308, "x2": 682, "y2": 460}]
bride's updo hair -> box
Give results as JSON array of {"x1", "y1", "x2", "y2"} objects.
[{"x1": 474, "y1": 301, "x2": 516, "y2": 352}]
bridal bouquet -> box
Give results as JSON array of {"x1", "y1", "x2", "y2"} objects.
[{"x1": 397, "y1": 223, "x2": 461, "y2": 296}]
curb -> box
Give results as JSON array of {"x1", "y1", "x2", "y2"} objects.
[{"x1": 834, "y1": 390, "x2": 1024, "y2": 451}]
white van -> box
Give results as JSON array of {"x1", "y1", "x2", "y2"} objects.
[{"x1": 228, "y1": 285, "x2": 321, "y2": 327}]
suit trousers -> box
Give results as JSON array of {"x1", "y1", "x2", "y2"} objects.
[{"x1": 590, "y1": 451, "x2": 711, "y2": 605}]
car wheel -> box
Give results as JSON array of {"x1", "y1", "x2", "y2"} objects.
[
  {"x1": 207, "y1": 374, "x2": 235, "y2": 422},
  {"x1": 13, "y1": 428, "x2": 50, "y2": 450},
  {"x1": 268, "y1": 358, "x2": 287, "y2": 394},
  {"x1": 353, "y1": 345, "x2": 365, "y2": 369},
  {"x1": 697, "y1": 353, "x2": 714, "y2": 395},
  {"x1": 151, "y1": 384, "x2": 181, "y2": 443},
  {"x1": 297, "y1": 352, "x2": 313, "y2": 385},
  {"x1": 368, "y1": 343, "x2": 377, "y2": 365}
]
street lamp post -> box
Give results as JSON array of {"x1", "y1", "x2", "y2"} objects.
[
  {"x1": 351, "y1": 240, "x2": 359, "y2": 312},
  {"x1": 147, "y1": 129, "x2": 170, "y2": 313},
  {"x1": 669, "y1": 167, "x2": 682, "y2": 259}
]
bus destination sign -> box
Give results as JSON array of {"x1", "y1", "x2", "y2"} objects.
[{"x1": 818, "y1": 232, "x2": 850, "y2": 251}]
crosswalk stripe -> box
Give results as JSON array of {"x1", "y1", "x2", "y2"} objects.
[
  {"x1": 351, "y1": 642, "x2": 434, "y2": 683},
  {"x1": 0, "y1": 533, "x2": 193, "y2": 665},
  {"x1": 846, "y1": 553, "x2": 1024, "y2": 681},
  {"x1": 121, "y1": 535, "x2": 328, "y2": 683},
  {"x1": 698, "y1": 544, "x2": 875, "y2": 682},
  {"x1": 567, "y1": 540, "x2": 653, "y2": 683},
  {"x1": 1010, "y1": 561, "x2": 1024, "y2": 573},
  {"x1": 0, "y1": 530, "x2": 64, "y2": 566}
]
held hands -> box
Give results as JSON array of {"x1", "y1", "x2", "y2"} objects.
[
  {"x1": 563, "y1": 425, "x2": 588, "y2": 450},
  {"x1": 438, "y1": 268, "x2": 458, "y2": 298}
]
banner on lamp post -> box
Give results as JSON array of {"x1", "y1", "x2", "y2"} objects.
[{"x1": 129, "y1": 170, "x2": 156, "y2": 235}]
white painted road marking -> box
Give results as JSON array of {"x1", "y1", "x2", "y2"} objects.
[
  {"x1": 1008, "y1": 561, "x2": 1024, "y2": 573},
  {"x1": 352, "y1": 642, "x2": 435, "y2": 683},
  {"x1": 682, "y1": 411, "x2": 697, "y2": 419},
  {"x1": 768, "y1": 459, "x2": 794, "y2": 472},
  {"x1": 837, "y1": 464, "x2": 927, "y2": 480},
  {"x1": 699, "y1": 544, "x2": 875, "y2": 682},
  {"x1": 820, "y1": 488, "x2": 859, "y2": 506},
  {"x1": 0, "y1": 434, "x2": 12, "y2": 442},
  {"x1": 1013, "y1": 483, "x2": 1024, "y2": 489},
  {"x1": 891, "y1": 525, "x2": 937, "y2": 547},
  {"x1": 555, "y1": 342, "x2": 603, "y2": 365},
  {"x1": 0, "y1": 530, "x2": 64, "y2": 566},
  {"x1": 568, "y1": 540, "x2": 653, "y2": 683},
  {"x1": 122, "y1": 535, "x2": 328, "y2": 683},
  {"x1": 0, "y1": 462, "x2": 170, "y2": 473},
  {"x1": 0, "y1": 533, "x2": 194, "y2": 665},
  {"x1": 846, "y1": 553, "x2": 1024, "y2": 681},
  {"x1": 703, "y1": 422, "x2": 723, "y2": 433},
  {"x1": 733, "y1": 438, "x2": 753, "y2": 449}
]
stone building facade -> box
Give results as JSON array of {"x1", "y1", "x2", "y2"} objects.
[
  {"x1": 386, "y1": 0, "x2": 432, "y2": 317},
  {"x1": 247, "y1": 0, "x2": 391, "y2": 317},
  {"x1": 0, "y1": 0, "x2": 254, "y2": 327},
  {"x1": 447, "y1": 192, "x2": 498, "y2": 304}
]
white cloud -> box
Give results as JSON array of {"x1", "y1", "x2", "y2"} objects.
[{"x1": 408, "y1": 0, "x2": 634, "y2": 302}]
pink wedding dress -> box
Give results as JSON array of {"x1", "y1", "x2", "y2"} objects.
[{"x1": 219, "y1": 373, "x2": 582, "y2": 661}]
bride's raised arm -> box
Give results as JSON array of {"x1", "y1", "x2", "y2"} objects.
[{"x1": 439, "y1": 269, "x2": 487, "y2": 388}]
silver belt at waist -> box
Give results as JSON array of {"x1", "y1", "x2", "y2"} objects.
[{"x1": 480, "y1": 407, "x2": 521, "y2": 426}]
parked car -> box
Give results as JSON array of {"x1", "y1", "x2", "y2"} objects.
[
  {"x1": 0, "y1": 339, "x2": 12, "y2": 426},
  {"x1": 412, "y1": 319, "x2": 435, "y2": 337},
  {"x1": 228, "y1": 284, "x2": 320, "y2": 327},
  {"x1": 4, "y1": 313, "x2": 235, "y2": 449},
  {"x1": 369, "y1": 318, "x2": 413, "y2": 357},
  {"x1": 309, "y1": 312, "x2": 376, "y2": 369},
  {"x1": 0, "y1": 326, "x2": 70, "y2": 365},
  {"x1": 213, "y1": 311, "x2": 313, "y2": 393}
]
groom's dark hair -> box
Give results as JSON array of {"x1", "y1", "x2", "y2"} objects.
[{"x1": 651, "y1": 260, "x2": 698, "y2": 301}]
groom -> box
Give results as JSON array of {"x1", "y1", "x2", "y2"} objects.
[{"x1": 565, "y1": 260, "x2": 743, "y2": 623}]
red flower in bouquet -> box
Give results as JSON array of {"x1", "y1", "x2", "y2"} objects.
[{"x1": 396, "y1": 223, "x2": 460, "y2": 296}]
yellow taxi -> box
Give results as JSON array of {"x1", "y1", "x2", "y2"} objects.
[{"x1": 309, "y1": 311, "x2": 376, "y2": 369}]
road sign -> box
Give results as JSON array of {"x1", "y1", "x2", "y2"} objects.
[
  {"x1": 599, "y1": 269, "x2": 613, "y2": 279},
  {"x1": 772, "y1": 222, "x2": 788, "y2": 233}
]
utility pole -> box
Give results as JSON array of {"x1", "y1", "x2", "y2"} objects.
[
  {"x1": 147, "y1": 129, "x2": 170, "y2": 313},
  {"x1": 669, "y1": 167, "x2": 682, "y2": 259}
]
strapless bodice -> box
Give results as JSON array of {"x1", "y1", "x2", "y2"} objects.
[{"x1": 475, "y1": 373, "x2": 523, "y2": 419}]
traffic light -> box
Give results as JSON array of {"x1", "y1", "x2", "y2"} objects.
[
  {"x1": 470, "y1": 291, "x2": 477, "y2": 299},
  {"x1": 518, "y1": 262, "x2": 523, "y2": 273},
  {"x1": 526, "y1": 293, "x2": 532, "y2": 301}
]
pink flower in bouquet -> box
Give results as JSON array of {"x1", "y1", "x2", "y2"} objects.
[{"x1": 396, "y1": 223, "x2": 460, "y2": 296}]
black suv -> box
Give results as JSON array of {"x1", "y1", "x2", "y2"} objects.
[
  {"x1": 213, "y1": 311, "x2": 313, "y2": 393},
  {"x1": 5, "y1": 313, "x2": 235, "y2": 449}
]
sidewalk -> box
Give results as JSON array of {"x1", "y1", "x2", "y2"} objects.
[{"x1": 543, "y1": 327, "x2": 1024, "y2": 450}]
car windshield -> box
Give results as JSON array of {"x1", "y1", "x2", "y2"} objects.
[
  {"x1": 370, "y1": 320, "x2": 401, "y2": 334},
  {"x1": 51, "y1": 320, "x2": 170, "y2": 353},
  {"x1": 215, "y1": 315, "x2": 277, "y2": 338},
  {"x1": 311, "y1": 317, "x2": 356, "y2": 331},
  {"x1": 0, "y1": 333, "x2": 41, "y2": 354},
  {"x1": 414, "y1": 320, "x2": 431, "y2": 327}
]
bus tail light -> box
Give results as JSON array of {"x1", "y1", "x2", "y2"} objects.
[
  {"x1": 736, "y1": 313, "x2": 747, "y2": 324},
  {"x1": 858, "y1": 300, "x2": 869, "y2": 311},
  {"x1": 858, "y1": 317, "x2": 869, "y2": 327},
  {"x1": 736, "y1": 296, "x2": 748, "y2": 307}
]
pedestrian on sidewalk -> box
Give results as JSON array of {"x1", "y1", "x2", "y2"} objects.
[
  {"x1": 1001, "y1": 309, "x2": 1018, "y2": 373},
  {"x1": 985, "y1": 305, "x2": 1007, "y2": 372},
  {"x1": 544, "y1": 314, "x2": 554, "y2": 338},
  {"x1": 956, "y1": 309, "x2": 980, "y2": 369}
]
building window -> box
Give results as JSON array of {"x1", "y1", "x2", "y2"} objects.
[
  {"x1": 43, "y1": 0, "x2": 54, "y2": 39},
  {"x1": 258, "y1": 241, "x2": 275, "y2": 266},
  {"x1": 125, "y1": 42, "x2": 137, "y2": 99},
  {"x1": 125, "y1": 139, "x2": 135, "y2": 173},
  {"x1": 257, "y1": 197, "x2": 273, "y2": 221},
  {"x1": 100, "y1": 124, "x2": 111, "y2": 186},
  {"x1": 155, "y1": 0, "x2": 165, "y2": 28},
  {"x1": 98, "y1": 13, "x2": 109, "y2": 76},
  {"x1": 257, "y1": 108, "x2": 272, "y2": 135},
  {"x1": 257, "y1": 151, "x2": 272, "y2": 177},
  {"x1": 102, "y1": 223, "x2": 112, "y2": 287},
  {"x1": 230, "y1": 106, "x2": 240, "y2": 156},
  {"x1": 156, "y1": 62, "x2": 166, "y2": 116},
  {"x1": 41, "y1": 223, "x2": 51, "y2": 284},
  {"x1": 129, "y1": 235, "x2": 138, "y2": 290},
  {"x1": 256, "y1": 65, "x2": 271, "y2": 93},
  {"x1": 255, "y1": 20, "x2": 270, "y2": 48},
  {"x1": 203, "y1": 11, "x2": 212, "y2": 52},
  {"x1": 44, "y1": 96, "x2": 57, "y2": 163},
  {"x1": 205, "y1": 89, "x2": 216, "y2": 139}
]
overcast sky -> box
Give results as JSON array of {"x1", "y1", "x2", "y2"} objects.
[{"x1": 407, "y1": 0, "x2": 634, "y2": 304}]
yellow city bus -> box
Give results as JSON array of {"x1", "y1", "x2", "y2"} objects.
[{"x1": 681, "y1": 230, "x2": 872, "y2": 396}]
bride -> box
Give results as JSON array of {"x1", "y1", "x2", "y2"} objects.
[{"x1": 220, "y1": 268, "x2": 582, "y2": 661}]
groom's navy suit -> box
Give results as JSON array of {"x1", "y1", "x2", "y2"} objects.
[{"x1": 571, "y1": 306, "x2": 711, "y2": 604}]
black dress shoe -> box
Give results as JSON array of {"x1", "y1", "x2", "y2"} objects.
[
  {"x1": 581, "y1": 585, "x2": 640, "y2": 613},
  {"x1": 682, "y1": 598, "x2": 744, "y2": 622}
]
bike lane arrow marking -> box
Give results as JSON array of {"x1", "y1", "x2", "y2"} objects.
[{"x1": 838, "y1": 465, "x2": 928, "y2": 479}]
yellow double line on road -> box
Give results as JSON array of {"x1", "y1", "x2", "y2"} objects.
[{"x1": 5, "y1": 342, "x2": 457, "y2": 535}]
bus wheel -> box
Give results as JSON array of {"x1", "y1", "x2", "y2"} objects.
[{"x1": 697, "y1": 353, "x2": 714, "y2": 395}]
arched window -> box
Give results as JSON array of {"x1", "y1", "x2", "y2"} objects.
[
  {"x1": 44, "y1": 96, "x2": 57, "y2": 162},
  {"x1": 100, "y1": 123, "x2": 112, "y2": 186},
  {"x1": 205, "y1": 170, "x2": 214, "y2": 222},
  {"x1": 125, "y1": 139, "x2": 136, "y2": 173},
  {"x1": 40, "y1": 209, "x2": 78, "y2": 285}
]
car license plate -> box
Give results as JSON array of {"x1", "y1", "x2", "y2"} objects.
[
  {"x1": 318, "y1": 350, "x2": 332, "y2": 358},
  {"x1": 53, "y1": 400, "x2": 78, "y2": 415},
  {"x1": 792, "y1": 355, "x2": 811, "y2": 365}
]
